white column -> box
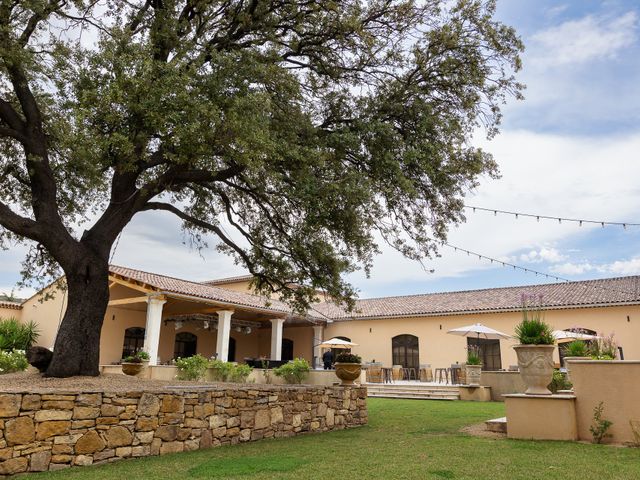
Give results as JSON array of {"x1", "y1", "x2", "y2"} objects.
[
  {"x1": 143, "y1": 296, "x2": 166, "y2": 366},
  {"x1": 312, "y1": 325, "x2": 324, "y2": 369},
  {"x1": 270, "y1": 318, "x2": 286, "y2": 360},
  {"x1": 216, "y1": 310, "x2": 234, "y2": 362}
]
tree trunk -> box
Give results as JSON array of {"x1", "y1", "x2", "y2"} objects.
[{"x1": 45, "y1": 257, "x2": 110, "y2": 377}]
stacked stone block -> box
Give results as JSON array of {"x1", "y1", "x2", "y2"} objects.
[{"x1": 0, "y1": 385, "x2": 367, "y2": 475}]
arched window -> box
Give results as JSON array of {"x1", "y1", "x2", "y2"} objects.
[
  {"x1": 392, "y1": 334, "x2": 419, "y2": 369},
  {"x1": 282, "y1": 338, "x2": 294, "y2": 361},
  {"x1": 174, "y1": 332, "x2": 198, "y2": 359},
  {"x1": 122, "y1": 327, "x2": 145, "y2": 359},
  {"x1": 228, "y1": 337, "x2": 236, "y2": 362}
]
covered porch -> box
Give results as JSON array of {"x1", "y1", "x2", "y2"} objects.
[{"x1": 100, "y1": 267, "x2": 325, "y2": 367}]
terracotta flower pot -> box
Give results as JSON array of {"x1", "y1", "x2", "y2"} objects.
[
  {"x1": 121, "y1": 361, "x2": 148, "y2": 377},
  {"x1": 513, "y1": 345, "x2": 555, "y2": 395},
  {"x1": 334, "y1": 362, "x2": 361, "y2": 385},
  {"x1": 465, "y1": 364, "x2": 482, "y2": 386}
]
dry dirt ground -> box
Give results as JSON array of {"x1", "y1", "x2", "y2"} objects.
[{"x1": 0, "y1": 372, "x2": 208, "y2": 393}]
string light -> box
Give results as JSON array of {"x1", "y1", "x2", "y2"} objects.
[
  {"x1": 465, "y1": 205, "x2": 640, "y2": 228},
  {"x1": 442, "y1": 242, "x2": 638, "y2": 297}
]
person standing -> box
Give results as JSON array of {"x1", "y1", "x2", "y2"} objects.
[{"x1": 322, "y1": 350, "x2": 334, "y2": 370}]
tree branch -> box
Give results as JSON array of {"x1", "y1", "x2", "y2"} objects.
[{"x1": 141, "y1": 201, "x2": 257, "y2": 272}]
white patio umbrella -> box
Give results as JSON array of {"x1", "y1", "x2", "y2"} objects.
[
  {"x1": 552, "y1": 330, "x2": 599, "y2": 341},
  {"x1": 447, "y1": 323, "x2": 512, "y2": 340},
  {"x1": 318, "y1": 338, "x2": 359, "y2": 349}
]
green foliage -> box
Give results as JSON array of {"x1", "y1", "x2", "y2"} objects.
[
  {"x1": 208, "y1": 360, "x2": 253, "y2": 383},
  {"x1": 590, "y1": 401, "x2": 613, "y2": 444},
  {"x1": 273, "y1": 358, "x2": 310, "y2": 384},
  {"x1": 335, "y1": 352, "x2": 362, "y2": 364},
  {"x1": 0, "y1": 349, "x2": 29, "y2": 375},
  {"x1": 515, "y1": 296, "x2": 554, "y2": 345},
  {"x1": 0, "y1": 0, "x2": 523, "y2": 318},
  {"x1": 122, "y1": 351, "x2": 149, "y2": 363},
  {"x1": 589, "y1": 333, "x2": 618, "y2": 359},
  {"x1": 548, "y1": 370, "x2": 572, "y2": 394},
  {"x1": 466, "y1": 346, "x2": 482, "y2": 366},
  {"x1": 564, "y1": 340, "x2": 588, "y2": 357},
  {"x1": 0, "y1": 318, "x2": 40, "y2": 351},
  {"x1": 175, "y1": 354, "x2": 210, "y2": 381}
]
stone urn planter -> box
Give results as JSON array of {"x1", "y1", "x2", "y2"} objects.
[
  {"x1": 334, "y1": 363, "x2": 361, "y2": 385},
  {"x1": 513, "y1": 345, "x2": 555, "y2": 395},
  {"x1": 465, "y1": 364, "x2": 482, "y2": 387},
  {"x1": 121, "y1": 361, "x2": 148, "y2": 377}
]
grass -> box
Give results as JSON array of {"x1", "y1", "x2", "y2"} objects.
[{"x1": 28, "y1": 399, "x2": 640, "y2": 480}]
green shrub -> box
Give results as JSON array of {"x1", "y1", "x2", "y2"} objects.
[
  {"x1": 273, "y1": 358, "x2": 310, "y2": 384},
  {"x1": 589, "y1": 333, "x2": 618, "y2": 359},
  {"x1": 515, "y1": 295, "x2": 554, "y2": 345},
  {"x1": 590, "y1": 401, "x2": 613, "y2": 444},
  {"x1": 335, "y1": 352, "x2": 361, "y2": 363},
  {"x1": 0, "y1": 350, "x2": 29, "y2": 374},
  {"x1": 176, "y1": 354, "x2": 209, "y2": 381},
  {"x1": 0, "y1": 318, "x2": 39, "y2": 351},
  {"x1": 548, "y1": 370, "x2": 572, "y2": 393},
  {"x1": 228, "y1": 363, "x2": 253, "y2": 383},
  {"x1": 122, "y1": 351, "x2": 149, "y2": 363},
  {"x1": 208, "y1": 360, "x2": 253, "y2": 383},
  {"x1": 564, "y1": 340, "x2": 588, "y2": 357},
  {"x1": 466, "y1": 346, "x2": 482, "y2": 365}
]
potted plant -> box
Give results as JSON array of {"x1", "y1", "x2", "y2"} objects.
[
  {"x1": 121, "y1": 351, "x2": 150, "y2": 376},
  {"x1": 588, "y1": 333, "x2": 618, "y2": 360},
  {"x1": 513, "y1": 295, "x2": 555, "y2": 395},
  {"x1": 465, "y1": 346, "x2": 482, "y2": 386},
  {"x1": 334, "y1": 352, "x2": 362, "y2": 386},
  {"x1": 563, "y1": 340, "x2": 589, "y2": 380}
]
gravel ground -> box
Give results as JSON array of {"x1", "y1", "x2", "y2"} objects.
[{"x1": 0, "y1": 372, "x2": 210, "y2": 393}]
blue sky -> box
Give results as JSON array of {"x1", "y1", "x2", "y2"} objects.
[{"x1": 2, "y1": 0, "x2": 640, "y2": 300}]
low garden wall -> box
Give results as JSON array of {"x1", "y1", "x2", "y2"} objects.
[
  {"x1": 480, "y1": 371, "x2": 525, "y2": 401},
  {"x1": 569, "y1": 360, "x2": 640, "y2": 444},
  {"x1": 0, "y1": 384, "x2": 367, "y2": 475}
]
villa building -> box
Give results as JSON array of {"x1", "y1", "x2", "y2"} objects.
[{"x1": 6, "y1": 266, "x2": 640, "y2": 370}]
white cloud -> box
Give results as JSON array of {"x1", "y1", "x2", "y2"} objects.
[
  {"x1": 519, "y1": 247, "x2": 567, "y2": 264},
  {"x1": 550, "y1": 257, "x2": 640, "y2": 277},
  {"x1": 351, "y1": 129, "x2": 640, "y2": 295},
  {"x1": 550, "y1": 262, "x2": 596, "y2": 276},
  {"x1": 530, "y1": 12, "x2": 638, "y2": 67}
]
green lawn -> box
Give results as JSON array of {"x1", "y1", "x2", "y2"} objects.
[{"x1": 29, "y1": 399, "x2": 640, "y2": 480}]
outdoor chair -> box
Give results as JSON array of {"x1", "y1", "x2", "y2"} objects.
[{"x1": 419, "y1": 364, "x2": 433, "y2": 382}]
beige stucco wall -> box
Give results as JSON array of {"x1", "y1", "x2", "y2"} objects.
[
  {"x1": 325, "y1": 305, "x2": 640, "y2": 369},
  {"x1": 19, "y1": 284, "x2": 67, "y2": 350},
  {"x1": 0, "y1": 306, "x2": 22, "y2": 321},
  {"x1": 570, "y1": 360, "x2": 640, "y2": 444},
  {"x1": 480, "y1": 371, "x2": 526, "y2": 401}
]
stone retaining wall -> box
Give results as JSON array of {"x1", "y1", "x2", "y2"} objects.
[{"x1": 0, "y1": 385, "x2": 367, "y2": 475}]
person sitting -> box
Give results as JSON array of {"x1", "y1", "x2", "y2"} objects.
[{"x1": 322, "y1": 350, "x2": 334, "y2": 370}]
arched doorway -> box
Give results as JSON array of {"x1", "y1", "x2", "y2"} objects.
[
  {"x1": 282, "y1": 338, "x2": 294, "y2": 361},
  {"x1": 122, "y1": 327, "x2": 145, "y2": 359},
  {"x1": 174, "y1": 332, "x2": 197, "y2": 359},
  {"x1": 392, "y1": 334, "x2": 419, "y2": 369},
  {"x1": 228, "y1": 337, "x2": 236, "y2": 362}
]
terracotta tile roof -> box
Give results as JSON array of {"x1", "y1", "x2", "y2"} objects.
[
  {"x1": 313, "y1": 276, "x2": 640, "y2": 320},
  {"x1": 0, "y1": 301, "x2": 22, "y2": 311},
  {"x1": 202, "y1": 274, "x2": 254, "y2": 286},
  {"x1": 109, "y1": 266, "x2": 310, "y2": 318}
]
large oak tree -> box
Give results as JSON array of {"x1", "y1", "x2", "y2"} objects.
[{"x1": 0, "y1": 0, "x2": 523, "y2": 377}]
